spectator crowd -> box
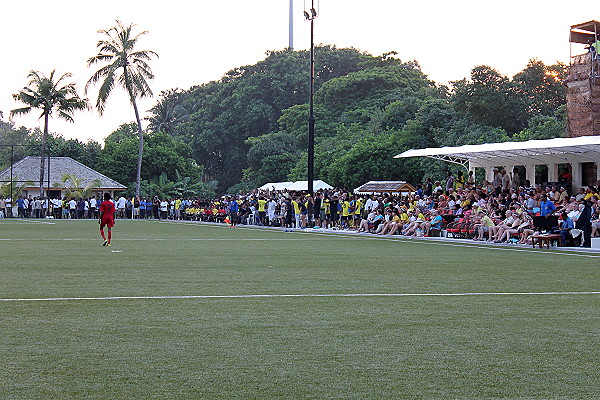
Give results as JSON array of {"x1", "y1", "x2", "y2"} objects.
[{"x1": 1, "y1": 167, "x2": 599, "y2": 247}]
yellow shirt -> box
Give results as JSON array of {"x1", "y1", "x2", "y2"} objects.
[
  {"x1": 354, "y1": 199, "x2": 363, "y2": 215},
  {"x1": 292, "y1": 200, "x2": 301, "y2": 214},
  {"x1": 258, "y1": 199, "x2": 267, "y2": 212},
  {"x1": 342, "y1": 201, "x2": 350, "y2": 217},
  {"x1": 482, "y1": 215, "x2": 495, "y2": 227}
]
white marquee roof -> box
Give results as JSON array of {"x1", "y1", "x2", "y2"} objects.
[
  {"x1": 258, "y1": 180, "x2": 333, "y2": 191},
  {"x1": 394, "y1": 136, "x2": 600, "y2": 167}
]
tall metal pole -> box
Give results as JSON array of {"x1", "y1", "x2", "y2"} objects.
[
  {"x1": 307, "y1": 0, "x2": 316, "y2": 195},
  {"x1": 10, "y1": 145, "x2": 14, "y2": 202},
  {"x1": 289, "y1": 0, "x2": 294, "y2": 49}
]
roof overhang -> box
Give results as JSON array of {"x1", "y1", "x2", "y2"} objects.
[
  {"x1": 394, "y1": 136, "x2": 600, "y2": 168},
  {"x1": 570, "y1": 20, "x2": 600, "y2": 44}
]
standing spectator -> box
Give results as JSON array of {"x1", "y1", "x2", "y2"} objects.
[
  {"x1": 89, "y1": 196, "x2": 97, "y2": 218},
  {"x1": 257, "y1": 196, "x2": 267, "y2": 225},
  {"x1": 139, "y1": 197, "x2": 146, "y2": 219},
  {"x1": 17, "y1": 196, "x2": 25, "y2": 217},
  {"x1": 467, "y1": 170, "x2": 475, "y2": 187},
  {"x1": 511, "y1": 167, "x2": 520, "y2": 191},
  {"x1": 53, "y1": 197, "x2": 62, "y2": 219},
  {"x1": 493, "y1": 168, "x2": 502, "y2": 195},
  {"x1": 116, "y1": 195, "x2": 127, "y2": 219},
  {"x1": 152, "y1": 196, "x2": 160, "y2": 219},
  {"x1": 330, "y1": 195, "x2": 339, "y2": 229},
  {"x1": 267, "y1": 197, "x2": 277, "y2": 226},
  {"x1": 159, "y1": 198, "x2": 168, "y2": 220},
  {"x1": 424, "y1": 178, "x2": 433, "y2": 197},
  {"x1": 228, "y1": 196, "x2": 239, "y2": 227},
  {"x1": 501, "y1": 169, "x2": 511, "y2": 194},
  {"x1": 576, "y1": 201, "x2": 593, "y2": 248},
  {"x1": 146, "y1": 198, "x2": 153, "y2": 219},
  {"x1": 69, "y1": 198, "x2": 77, "y2": 219},
  {"x1": 445, "y1": 171, "x2": 454, "y2": 195},
  {"x1": 77, "y1": 198, "x2": 85, "y2": 219},
  {"x1": 5, "y1": 196, "x2": 12, "y2": 218}
]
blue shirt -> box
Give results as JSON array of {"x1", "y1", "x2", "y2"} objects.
[
  {"x1": 540, "y1": 200, "x2": 556, "y2": 216},
  {"x1": 562, "y1": 217, "x2": 574, "y2": 230},
  {"x1": 229, "y1": 200, "x2": 239, "y2": 212}
]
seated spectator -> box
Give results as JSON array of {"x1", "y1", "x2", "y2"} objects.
[
  {"x1": 560, "y1": 211, "x2": 576, "y2": 246},
  {"x1": 473, "y1": 211, "x2": 495, "y2": 241},
  {"x1": 497, "y1": 212, "x2": 531, "y2": 243},
  {"x1": 488, "y1": 210, "x2": 515, "y2": 242},
  {"x1": 422, "y1": 210, "x2": 442, "y2": 236}
]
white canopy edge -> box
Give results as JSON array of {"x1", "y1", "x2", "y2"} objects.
[
  {"x1": 258, "y1": 180, "x2": 333, "y2": 191},
  {"x1": 394, "y1": 136, "x2": 600, "y2": 164}
]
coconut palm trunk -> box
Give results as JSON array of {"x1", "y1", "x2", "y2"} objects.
[
  {"x1": 132, "y1": 98, "x2": 144, "y2": 197},
  {"x1": 39, "y1": 112, "x2": 49, "y2": 196},
  {"x1": 125, "y1": 68, "x2": 144, "y2": 197}
]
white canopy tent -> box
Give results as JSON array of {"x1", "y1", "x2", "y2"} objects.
[
  {"x1": 394, "y1": 136, "x2": 600, "y2": 191},
  {"x1": 258, "y1": 180, "x2": 333, "y2": 191},
  {"x1": 258, "y1": 182, "x2": 294, "y2": 191},
  {"x1": 286, "y1": 180, "x2": 333, "y2": 191}
]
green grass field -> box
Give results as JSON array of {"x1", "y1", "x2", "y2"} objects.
[{"x1": 1, "y1": 218, "x2": 599, "y2": 399}]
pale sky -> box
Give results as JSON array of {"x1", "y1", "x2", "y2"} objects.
[{"x1": 0, "y1": 0, "x2": 592, "y2": 143}]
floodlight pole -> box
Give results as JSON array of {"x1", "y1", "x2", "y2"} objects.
[
  {"x1": 306, "y1": 0, "x2": 317, "y2": 195},
  {"x1": 289, "y1": 0, "x2": 294, "y2": 49}
]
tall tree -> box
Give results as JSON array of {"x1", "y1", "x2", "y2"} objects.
[
  {"x1": 11, "y1": 70, "x2": 88, "y2": 196},
  {"x1": 86, "y1": 20, "x2": 158, "y2": 196}
]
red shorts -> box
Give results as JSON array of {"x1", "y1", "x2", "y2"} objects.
[{"x1": 100, "y1": 218, "x2": 114, "y2": 228}]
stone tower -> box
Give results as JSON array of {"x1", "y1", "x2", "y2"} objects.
[{"x1": 566, "y1": 21, "x2": 600, "y2": 137}]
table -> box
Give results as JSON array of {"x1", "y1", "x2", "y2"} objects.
[{"x1": 531, "y1": 234, "x2": 562, "y2": 249}]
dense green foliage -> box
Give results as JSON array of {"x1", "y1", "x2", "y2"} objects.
[
  {"x1": 146, "y1": 49, "x2": 566, "y2": 191},
  {"x1": 3, "y1": 47, "x2": 567, "y2": 193}
]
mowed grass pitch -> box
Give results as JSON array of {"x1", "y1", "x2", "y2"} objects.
[{"x1": 1, "y1": 219, "x2": 599, "y2": 399}]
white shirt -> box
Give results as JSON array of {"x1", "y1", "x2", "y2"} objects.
[{"x1": 116, "y1": 197, "x2": 126, "y2": 209}]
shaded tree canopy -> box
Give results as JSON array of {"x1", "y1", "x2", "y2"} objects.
[{"x1": 4, "y1": 47, "x2": 568, "y2": 193}]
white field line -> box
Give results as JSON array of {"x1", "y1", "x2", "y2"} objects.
[
  {"x1": 1, "y1": 291, "x2": 600, "y2": 302},
  {"x1": 0, "y1": 219, "x2": 55, "y2": 225}
]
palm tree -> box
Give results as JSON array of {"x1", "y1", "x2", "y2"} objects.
[
  {"x1": 0, "y1": 177, "x2": 34, "y2": 200},
  {"x1": 11, "y1": 70, "x2": 89, "y2": 196},
  {"x1": 53, "y1": 172, "x2": 101, "y2": 199},
  {"x1": 146, "y1": 89, "x2": 185, "y2": 134},
  {"x1": 86, "y1": 20, "x2": 158, "y2": 196}
]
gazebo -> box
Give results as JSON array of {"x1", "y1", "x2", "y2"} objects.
[
  {"x1": 354, "y1": 181, "x2": 416, "y2": 194},
  {"x1": 0, "y1": 156, "x2": 126, "y2": 198}
]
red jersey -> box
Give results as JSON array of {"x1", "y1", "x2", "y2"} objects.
[{"x1": 99, "y1": 200, "x2": 115, "y2": 222}]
